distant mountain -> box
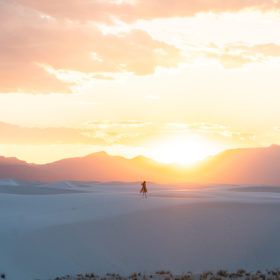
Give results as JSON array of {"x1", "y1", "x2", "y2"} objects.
[
  {"x1": 0, "y1": 145, "x2": 280, "y2": 185},
  {"x1": 40, "y1": 151, "x2": 180, "y2": 182},
  {"x1": 188, "y1": 145, "x2": 280, "y2": 185},
  {"x1": 0, "y1": 156, "x2": 27, "y2": 165},
  {"x1": 0, "y1": 152, "x2": 182, "y2": 183}
]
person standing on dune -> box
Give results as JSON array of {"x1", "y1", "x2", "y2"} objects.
[{"x1": 140, "y1": 180, "x2": 148, "y2": 198}]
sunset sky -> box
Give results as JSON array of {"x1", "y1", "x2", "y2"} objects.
[{"x1": 1, "y1": 0, "x2": 280, "y2": 165}]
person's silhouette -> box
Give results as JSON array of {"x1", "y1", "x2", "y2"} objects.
[{"x1": 140, "y1": 180, "x2": 148, "y2": 198}]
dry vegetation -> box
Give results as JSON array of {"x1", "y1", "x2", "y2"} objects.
[{"x1": 50, "y1": 270, "x2": 280, "y2": 280}]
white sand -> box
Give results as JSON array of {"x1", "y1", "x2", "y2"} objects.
[{"x1": 1, "y1": 180, "x2": 280, "y2": 280}]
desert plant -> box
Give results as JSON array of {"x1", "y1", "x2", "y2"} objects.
[
  {"x1": 217, "y1": 270, "x2": 229, "y2": 277},
  {"x1": 236, "y1": 269, "x2": 246, "y2": 276},
  {"x1": 200, "y1": 271, "x2": 213, "y2": 280}
]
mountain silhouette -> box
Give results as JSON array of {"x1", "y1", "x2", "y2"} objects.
[
  {"x1": 0, "y1": 145, "x2": 280, "y2": 185},
  {"x1": 188, "y1": 144, "x2": 280, "y2": 185}
]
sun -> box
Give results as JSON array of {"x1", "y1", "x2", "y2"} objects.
[{"x1": 146, "y1": 135, "x2": 224, "y2": 166}]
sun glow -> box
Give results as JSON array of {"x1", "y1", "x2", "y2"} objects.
[{"x1": 147, "y1": 136, "x2": 224, "y2": 166}]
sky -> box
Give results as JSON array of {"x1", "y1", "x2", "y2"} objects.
[{"x1": 1, "y1": 0, "x2": 280, "y2": 165}]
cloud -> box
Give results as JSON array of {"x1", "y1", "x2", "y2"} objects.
[
  {"x1": 3, "y1": 0, "x2": 280, "y2": 93},
  {"x1": 201, "y1": 43, "x2": 280, "y2": 68},
  {"x1": 0, "y1": 1, "x2": 180, "y2": 93},
  {"x1": 0, "y1": 121, "x2": 156, "y2": 145},
  {"x1": 205, "y1": 53, "x2": 255, "y2": 68},
  {"x1": 0, "y1": 122, "x2": 101, "y2": 144},
  {"x1": 188, "y1": 122, "x2": 257, "y2": 144},
  {"x1": 84, "y1": 121, "x2": 156, "y2": 144},
  {"x1": 0, "y1": 120, "x2": 261, "y2": 162},
  {"x1": 250, "y1": 43, "x2": 280, "y2": 56},
  {"x1": 84, "y1": 121, "x2": 258, "y2": 146},
  {"x1": 15, "y1": 0, "x2": 280, "y2": 23}
]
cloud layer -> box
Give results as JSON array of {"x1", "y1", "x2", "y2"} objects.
[
  {"x1": 0, "y1": 121, "x2": 257, "y2": 147},
  {"x1": 203, "y1": 43, "x2": 280, "y2": 68},
  {"x1": 2, "y1": 0, "x2": 280, "y2": 93},
  {"x1": 0, "y1": 1, "x2": 180, "y2": 93},
  {"x1": 15, "y1": 0, "x2": 280, "y2": 22}
]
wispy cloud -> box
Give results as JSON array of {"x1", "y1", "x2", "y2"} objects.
[
  {"x1": 0, "y1": 121, "x2": 258, "y2": 146},
  {"x1": 200, "y1": 43, "x2": 280, "y2": 68},
  {"x1": 188, "y1": 122, "x2": 257, "y2": 144},
  {"x1": 0, "y1": 120, "x2": 272, "y2": 163},
  {"x1": 0, "y1": 122, "x2": 101, "y2": 144},
  {"x1": 0, "y1": 121, "x2": 156, "y2": 145}
]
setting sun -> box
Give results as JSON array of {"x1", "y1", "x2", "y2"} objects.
[{"x1": 146, "y1": 136, "x2": 224, "y2": 166}]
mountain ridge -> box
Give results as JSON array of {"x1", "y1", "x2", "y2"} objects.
[{"x1": 0, "y1": 145, "x2": 280, "y2": 184}]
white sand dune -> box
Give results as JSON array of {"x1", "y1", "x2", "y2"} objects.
[
  {"x1": 229, "y1": 186, "x2": 280, "y2": 193},
  {"x1": 0, "y1": 179, "x2": 20, "y2": 186},
  {"x1": 1, "y1": 181, "x2": 280, "y2": 280}
]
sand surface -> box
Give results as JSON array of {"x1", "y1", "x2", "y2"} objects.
[{"x1": 1, "y1": 180, "x2": 280, "y2": 280}]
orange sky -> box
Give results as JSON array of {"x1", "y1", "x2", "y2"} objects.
[{"x1": 1, "y1": 0, "x2": 280, "y2": 165}]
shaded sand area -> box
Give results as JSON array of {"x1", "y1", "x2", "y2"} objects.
[
  {"x1": 229, "y1": 186, "x2": 280, "y2": 193},
  {"x1": 1, "y1": 180, "x2": 280, "y2": 280}
]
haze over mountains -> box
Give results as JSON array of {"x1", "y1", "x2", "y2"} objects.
[{"x1": 0, "y1": 145, "x2": 280, "y2": 185}]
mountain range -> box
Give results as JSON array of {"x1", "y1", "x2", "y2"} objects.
[{"x1": 0, "y1": 145, "x2": 280, "y2": 185}]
